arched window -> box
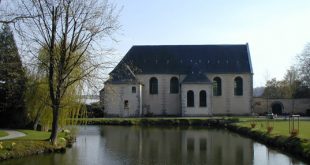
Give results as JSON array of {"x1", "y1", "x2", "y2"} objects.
[
  {"x1": 199, "y1": 90, "x2": 207, "y2": 107},
  {"x1": 234, "y1": 77, "x2": 243, "y2": 96},
  {"x1": 170, "y1": 77, "x2": 179, "y2": 93},
  {"x1": 187, "y1": 90, "x2": 194, "y2": 107},
  {"x1": 213, "y1": 77, "x2": 222, "y2": 96},
  {"x1": 149, "y1": 77, "x2": 158, "y2": 94}
]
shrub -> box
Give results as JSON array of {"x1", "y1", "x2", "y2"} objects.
[
  {"x1": 290, "y1": 129, "x2": 299, "y2": 137},
  {"x1": 267, "y1": 126, "x2": 273, "y2": 134}
]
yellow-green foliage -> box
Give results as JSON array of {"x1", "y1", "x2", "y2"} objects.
[
  {"x1": 25, "y1": 44, "x2": 88, "y2": 131},
  {"x1": 26, "y1": 79, "x2": 86, "y2": 130}
]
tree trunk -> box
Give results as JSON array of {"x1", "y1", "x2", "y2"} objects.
[
  {"x1": 33, "y1": 119, "x2": 39, "y2": 130},
  {"x1": 33, "y1": 107, "x2": 43, "y2": 130},
  {"x1": 50, "y1": 105, "x2": 60, "y2": 144}
]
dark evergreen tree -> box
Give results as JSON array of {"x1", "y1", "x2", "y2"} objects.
[{"x1": 0, "y1": 24, "x2": 26, "y2": 128}]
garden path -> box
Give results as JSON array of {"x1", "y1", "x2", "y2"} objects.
[{"x1": 0, "y1": 130, "x2": 25, "y2": 140}]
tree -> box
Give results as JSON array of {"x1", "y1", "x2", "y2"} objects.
[
  {"x1": 297, "y1": 43, "x2": 310, "y2": 87},
  {"x1": 0, "y1": 24, "x2": 26, "y2": 128},
  {"x1": 25, "y1": 45, "x2": 87, "y2": 131},
  {"x1": 283, "y1": 66, "x2": 299, "y2": 113},
  {"x1": 15, "y1": 0, "x2": 120, "y2": 144},
  {"x1": 0, "y1": 0, "x2": 37, "y2": 24}
]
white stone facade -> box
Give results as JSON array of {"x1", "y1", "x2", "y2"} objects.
[{"x1": 103, "y1": 73, "x2": 253, "y2": 116}]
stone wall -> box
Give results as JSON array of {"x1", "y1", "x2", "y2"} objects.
[
  {"x1": 103, "y1": 83, "x2": 142, "y2": 117},
  {"x1": 253, "y1": 97, "x2": 310, "y2": 115}
]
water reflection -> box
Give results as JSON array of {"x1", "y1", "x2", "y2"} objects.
[
  {"x1": 100, "y1": 126, "x2": 255, "y2": 165},
  {"x1": 0, "y1": 126, "x2": 306, "y2": 165}
]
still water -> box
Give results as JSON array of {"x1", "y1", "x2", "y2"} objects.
[{"x1": 1, "y1": 126, "x2": 306, "y2": 165}]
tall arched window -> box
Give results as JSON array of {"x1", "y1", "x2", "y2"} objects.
[
  {"x1": 199, "y1": 90, "x2": 207, "y2": 107},
  {"x1": 234, "y1": 77, "x2": 243, "y2": 96},
  {"x1": 187, "y1": 90, "x2": 194, "y2": 107},
  {"x1": 213, "y1": 77, "x2": 222, "y2": 96},
  {"x1": 149, "y1": 77, "x2": 158, "y2": 94},
  {"x1": 170, "y1": 77, "x2": 179, "y2": 93}
]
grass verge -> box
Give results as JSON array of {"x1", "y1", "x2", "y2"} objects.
[
  {"x1": 76, "y1": 117, "x2": 239, "y2": 126},
  {"x1": 0, "y1": 131, "x2": 8, "y2": 138},
  {"x1": 237, "y1": 120, "x2": 310, "y2": 139},
  {"x1": 0, "y1": 130, "x2": 74, "y2": 161}
]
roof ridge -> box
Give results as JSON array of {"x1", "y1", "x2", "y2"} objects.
[{"x1": 132, "y1": 44, "x2": 248, "y2": 47}]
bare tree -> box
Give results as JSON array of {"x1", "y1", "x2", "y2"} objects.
[
  {"x1": 283, "y1": 66, "x2": 299, "y2": 114},
  {"x1": 14, "y1": 0, "x2": 120, "y2": 144},
  {"x1": 0, "y1": 0, "x2": 38, "y2": 24},
  {"x1": 297, "y1": 43, "x2": 310, "y2": 88}
]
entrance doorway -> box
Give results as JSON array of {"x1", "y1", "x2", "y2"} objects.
[{"x1": 271, "y1": 102, "x2": 283, "y2": 115}]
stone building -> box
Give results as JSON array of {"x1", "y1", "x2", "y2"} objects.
[{"x1": 102, "y1": 44, "x2": 253, "y2": 117}]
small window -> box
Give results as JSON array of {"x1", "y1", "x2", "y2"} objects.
[
  {"x1": 149, "y1": 77, "x2": 158, "y2": 94},
  {"x1": 132, "y1": 86, "x2": 136, "y2": 93},
  {"x1": 124, "y1": 100, "x2": 129, "y2": 109},
  {"x1": 187, "y1": 90, "x2": 194, "y2": 107},
  {"x1": 234, "y1": 77, "x2": 243, "y2": 96},
  {"x1": 199, "y1": 90, "x2": 207, "y2": 107},
  {"x1": 213, "y1": 77, "x2": 222, "y2": 96},
  {"x1": 170, "y1": 77, "x2": 179, "y2": 94}
]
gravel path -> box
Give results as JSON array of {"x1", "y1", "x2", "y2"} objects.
[{"x1": 0, "y1": 130, "x2": 26, "y2": 140}]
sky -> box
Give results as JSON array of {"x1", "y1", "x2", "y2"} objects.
[{"x1": 109, "y1": 0, "x2": 310, "y2": 87}]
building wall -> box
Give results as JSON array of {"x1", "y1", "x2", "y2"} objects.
[
  {"x1": 181, "y1": 84, "x2": 212, "y2": 116},
  {"x1": 136, "y1": 74, "x2": 184, "y2": 115},
  {"x1": 253, "y1": 98, "x2": 310, "y2": 114},
  {"x1": 207, "y1": 73, "x2": 252, "y2": 115},
  {"x1": 103, "y1": 83, "x2": 142, "y2": 117},
  {"x1": 103, "y1": 73, "x2": 253, "y2": 116}
]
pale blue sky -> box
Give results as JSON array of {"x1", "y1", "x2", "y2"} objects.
[{"x1": 111, "y1": 0, "x2": 310, "y2": 87}]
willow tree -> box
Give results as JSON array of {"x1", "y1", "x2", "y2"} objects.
[
  {"x1": 25, "y1": 44, "x2": 87, "y2": 131},
  {"x1": 26, "y1": 71, "x2": 86, "y2": 131},
  {"x1": 14, "y1": 0, "x2": 119, "y2": 144}
]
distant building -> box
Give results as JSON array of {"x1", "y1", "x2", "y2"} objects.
[{"x1": 102, "y1": 44, "x2": 253, "y2": 117}]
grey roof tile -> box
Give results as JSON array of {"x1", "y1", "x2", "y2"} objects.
[{"x1": 109, "y1": 44, "x2": 252, "y2": 82}]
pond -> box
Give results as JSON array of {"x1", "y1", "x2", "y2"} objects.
[{"x1": 1, "y1": 126, "x2": 306, "y2": 165}]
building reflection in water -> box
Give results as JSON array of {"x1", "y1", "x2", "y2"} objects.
[
  {"x1": 0, "y1": 126, "x2": 305, "y2": 165},
  {"x1": 100, "y1": 126, "x2": 254, "y2": 165}
]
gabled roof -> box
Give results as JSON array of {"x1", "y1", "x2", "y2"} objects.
[
  {"x1": 182, "y1": 63, "x2": 211, "y2": 84},
  {"x1": 109, "y1": 44, "x2": 253, "y2": 82},
  {"x1": 182, "y1": 72, "x2": 211, "y2": 84}
]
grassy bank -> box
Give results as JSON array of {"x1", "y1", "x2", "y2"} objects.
[
  {"x1": 77, "y1": 117, "x2": 239, "y2": 126},
  {"x1": 0, "y1": 130, "x2": 74, "y2": 161},
  {"x1": 226, "y1": 119, "x2": 310, "y2": 162},
  {"x1": 0, "y1": 131, "x2": 8, "y2": 138},
  {"x1": 227, "y1": 124, "x2": 310, "y2": 161},
  {"x1": 237, "y1": 120, "x2": 310, "y2": 139}
]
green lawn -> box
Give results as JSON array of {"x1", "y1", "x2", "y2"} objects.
[
  {"x1": 237, "y1": 120, "x2": 310, "y2": 139},
  {"x1": 15, "y1": 130, "x2": 66, "y2": 141},
  {"x1": 16, "y1": 130, "x2": 51, "y2": 140},
  {"x1": 0, "y1": 131, "x2": 8, "y2": 138}
]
